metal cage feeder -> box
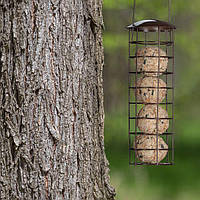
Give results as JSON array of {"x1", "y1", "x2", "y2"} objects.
[{"x1": 127, "y1": 18, "x2": 176, "y2": 165}]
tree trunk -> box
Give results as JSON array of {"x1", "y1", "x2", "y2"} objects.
[{"x1": 0, "y1": 1, "x2": 115, "y2": 199}]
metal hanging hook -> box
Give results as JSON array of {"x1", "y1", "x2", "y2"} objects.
[
  {"x1": 168, "y1": 0, "x2": 171, "y2": 23},
  {"x1": 132, "y1": 0, "x2": 136, "y2": 23}
]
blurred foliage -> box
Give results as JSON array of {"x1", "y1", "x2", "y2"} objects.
[{"x1": 103, "y1": 0, "x2": 200, "y2": 199}]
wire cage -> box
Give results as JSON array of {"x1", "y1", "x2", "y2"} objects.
[{"x1": 127, "y1": 19, "x2": 176, "y2": 165}]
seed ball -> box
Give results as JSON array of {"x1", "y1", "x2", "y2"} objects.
[
  {"x1": 140, "y1": 77, "x2": 166, "y2": 103},
  {"x1": 135, "y1": 135, "x2": 168, "y2": 163},
  {"x1": 135, "y1": 77, "x2": 144, "y2": 102},
  {"x1": 135, "y1": 47, "x2": 168, "y2": 76},
  {"x1": 137, "y1": 105, "x2": 169, "y2": 134}
]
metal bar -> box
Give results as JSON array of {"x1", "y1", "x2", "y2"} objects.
[
  {"x1": 131, "y1": 162, "x2": 173, "y2": 166},
  {"x1": 130, "y1": 86, "x2": 173, "y2": 89},
  {"x1": 129, "y1": 102, "x2": 173, "y2": 105},
  {"x1": 156, "y1": 26, "x2": 161, "y2": 165},
  {"x1": 134, "y1": 28, "x2": 139, "y2": 165},
  {"x1": 129, "y1": 132, "x2": 175, "y2": 135},
  {"x1": 129, "y1": 71, "x2": 173, "y2": 75},
  {"x1": 133, "y1": 30, "x2": 172, "y2": 33},
  {"x1": 130, "y1": 148, "x2": 171, "y2": 151},
  {"x1": 129, "y1": 55, "x2": 173, "y2": 59},
  {"x1": 131, "y1": 27, "x2": 134, "y2": 42},
  {"x1": 172, "y1": 29, "x2": 175, "y2": 164},
  {"x1": 168, "y1": 0, "x2": 171, "y2": 23},
  {"x1": 165, "y1": 30, "x2": 169, "y2": 162},
  {"x1": 132, "y1": 0, "x2": 136, "y2": 23},
  {"x1": 129, "y1": 117, "x2": 173, "y2": 120},
  {"x1": 129, "y1": 41, "x2": 174, "y2": 45},
  {"x1": 128, "y1": 29, "x2": 131, "y2": 165}
]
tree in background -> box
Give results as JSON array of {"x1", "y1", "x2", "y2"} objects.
[{"x1": 0, "y1": 1, "x2": 115, "y2": 199}]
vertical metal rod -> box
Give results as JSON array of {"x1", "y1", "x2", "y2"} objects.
[
  {"x1": 172, "y1": 29, "x2": 175, "y2": 164},
  {"x1": 156, "y1": 26, "x2": 161, "y2": 165},
  {"x1": 165, "y1": 30, "x2": 169, "y2": 162},
  {"x1": 168, "y1": 0, "x2": 171, "y2": 23},
  {"x1": 134, "y1": 28, "x2": 139, "y2": 165},
  {"x1": 128, "y1": 30, "x2": 131, "y2": 165},
  {"x1": 132, "y1": 0, "x2": 136, "y2": 23}
]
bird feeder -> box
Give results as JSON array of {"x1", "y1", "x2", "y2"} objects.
[{"x1": 127, "y1": 2, "x2": 176, "y2": 165}]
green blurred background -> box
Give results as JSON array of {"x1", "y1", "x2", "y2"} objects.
[{"x1": 103, "y1": 0, "x2": 200, "y2": 199}]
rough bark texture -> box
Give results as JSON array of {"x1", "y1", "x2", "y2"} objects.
[{"x1": 0, "y1": 0, "x2": 115, "y2": 199}]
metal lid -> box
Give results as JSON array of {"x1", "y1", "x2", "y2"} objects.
[{"x1": 127, "y1": 19, "x2": 176, "y2": 32}]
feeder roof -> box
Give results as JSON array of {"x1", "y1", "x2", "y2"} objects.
[{"x1": 127, "y1": 19, "x2": 176, "y2": 32}]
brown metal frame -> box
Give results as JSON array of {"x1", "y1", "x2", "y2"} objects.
[{"x1": 128, "y1": 21, "x2": 175, "y2": 166}]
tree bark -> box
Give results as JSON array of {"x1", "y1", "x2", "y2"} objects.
[{"x1": 0, "y1": 0, "x2": 115, "y2": 199}]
